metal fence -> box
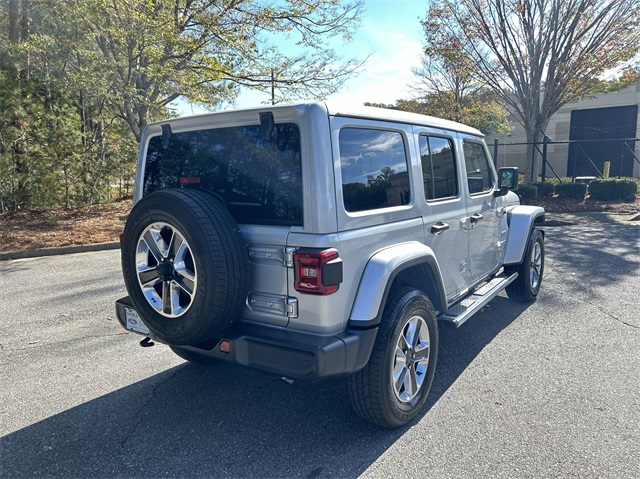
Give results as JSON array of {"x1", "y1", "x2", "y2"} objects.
[{"x1": 492, "y1": 138, "x2": 640, "y2": 182}]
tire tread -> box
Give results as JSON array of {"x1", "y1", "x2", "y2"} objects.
[
  {"x1": 348, "y1": 287, "x2": 438, "y2": 428},
  {"x1": 505, "y1": 228, "x2": 544, "y2": 303}
]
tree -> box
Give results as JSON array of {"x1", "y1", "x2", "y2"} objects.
[
  {"x1": 596, "y1": 64, "x2": 640, "y2": 93},
  {"x1": 365, "y1": 95, "x2": 511, "y2": 135},
  {"x1": 423, "y1": 0, "x2": 640, "y2": 179},
  {"x1": 366, "y1": 17, "x2": 511, "y2": 136},
  {"x1": 1, "y1": 1, "x2": 365, "y2": 211},
  {"x1": 413, "y1": 9, "x2": 479, "y2": 119},
  {"x1": 1, "y1": 1, "x2": 141, "y2": 210},
  {"x1": 410, "y1": 11, "x2": 512, "y2": 135},
  {"x1": 51, "y1": 0, "x2": 365, "y2": 142}
]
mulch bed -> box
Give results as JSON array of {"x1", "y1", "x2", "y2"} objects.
[{"x1": 0, "y1": 199, "x2": 132, "y2": 252}]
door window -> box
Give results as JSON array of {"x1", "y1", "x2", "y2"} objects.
[
  {"x1": 463, "y1": 141, "x2": 494, "y2": 194},
  {"x1": 419, "y1": 135, "x2": 458, "y2": 200}
]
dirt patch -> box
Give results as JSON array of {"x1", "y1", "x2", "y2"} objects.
[{"x1": 0, "y1": 199, "x2": 132, "y2": 252}]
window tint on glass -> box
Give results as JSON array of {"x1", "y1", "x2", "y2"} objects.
[
  {"x1": 419, "y1": 135, "x2": 458, "y2": 200},
  {"x1": 144, "y1": 123, "x2": 302, "y2": 226},
  {"x1": 339, "y1": 128, "x2": 411, "y2": 212},
  {"x1": 463, "y1": 141, "x2": 494, "y2": 194}
]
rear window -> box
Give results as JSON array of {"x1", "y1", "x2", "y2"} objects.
[{"x1": 143, "y1": 123, "x2": 303, "y2": 226}]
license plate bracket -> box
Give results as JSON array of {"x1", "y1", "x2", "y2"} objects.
[{"x1": 125, "y1": 307, "x2": 149, "y2": 335}]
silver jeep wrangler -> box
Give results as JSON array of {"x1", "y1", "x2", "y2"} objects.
[{"x1": 115, "y1": 101, "x2": 545, "y2": 428}]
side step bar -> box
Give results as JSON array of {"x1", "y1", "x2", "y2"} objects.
[{"x1": 440, "y1": 272, "x2": 518, "y2": 328}]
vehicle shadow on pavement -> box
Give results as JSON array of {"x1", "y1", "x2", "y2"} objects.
[
  {"x1": 1, "y1": 298, "x2": 529, "y2": 479},
  {"x1": 0, "y1": 261, "x2": 30, "y2": 274},
  {"x1": 542, "y1": 225, "x2": 640, "y2": 305}
]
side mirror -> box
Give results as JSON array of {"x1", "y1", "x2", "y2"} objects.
[{"x1": 494, "y1": 167, "x2": 519, "y2": 197}]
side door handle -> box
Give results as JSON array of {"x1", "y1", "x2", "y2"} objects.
[
  {"x1": 431, "y1": 222, "x2": 450, "y2": 235},
  {"x1": 470, "y1": 213, "x2": 484, "y2": 224}
]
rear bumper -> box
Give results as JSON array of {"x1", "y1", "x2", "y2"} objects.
[{"x1": 115, "y1": 296, "x2": 377, "y2": 380}]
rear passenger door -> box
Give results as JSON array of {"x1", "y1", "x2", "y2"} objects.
[
  {"x1": 461, "y1": 138, "x2": 501, "y2": 283},
  {"x1": 416, "y1": 131, "x2": 470, "y2": 301}
]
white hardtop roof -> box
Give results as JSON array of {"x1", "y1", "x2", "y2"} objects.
[
  {"x1": 150, "y1": 101, "x2": 483, "y2": 137},
  {"x1": 323, "y1": 101, "x2": 483, "y2": 137}
]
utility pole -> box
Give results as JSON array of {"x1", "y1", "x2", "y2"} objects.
[{"x1": 271, "y1": 69, "x2": 275, "y2": 105}]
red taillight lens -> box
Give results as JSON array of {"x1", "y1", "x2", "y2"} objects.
[
  {"x1": 179, "y1": 177, "x2": 201, "y2": 185},
  {"x1": 293, "y1": 248, "x2": 342, "y2": 295}
]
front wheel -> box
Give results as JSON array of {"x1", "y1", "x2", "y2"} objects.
[
  {"x1": 348, "y1": 287, "x2": 439, "y2": 428},
  {"x1": 505, "y1": 228, "x2": 544, "y2": 302}
]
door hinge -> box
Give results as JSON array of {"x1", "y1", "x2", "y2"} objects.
[
  {"x1": 286, "y1": 298, "x2": 299, "y2": 318},
  {"x1": 284, "y1": 247, "x2": 296, "y2": 267},
  {"x1": 247, "y1": 293, "x2": 298, "y2": 318}
]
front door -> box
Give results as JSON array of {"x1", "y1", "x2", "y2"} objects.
[
  {"x1": 461, "y1": 138, "x2": 501, "y2": 283},
  {"x1": 416, "y1": 130, "x2": 470, "y2": 301}
]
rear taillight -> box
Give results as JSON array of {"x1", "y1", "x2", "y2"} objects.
[
  {"x1": 293, "y1": 248, "x2": 343, "y2": 295},
  {"x1": 179, "y1": 177, "x2": 201, "y2": 185}
]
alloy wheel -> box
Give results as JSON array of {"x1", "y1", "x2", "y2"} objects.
[
  {"x1": 135, "y1": 222, "x2": 197, "y2": 318},
  {"x1": 392, "y1": 315, "x2": 431, "y2": 403},
  {"x1": 529, "y1": 240, "x2": 542, "y2": 291}
]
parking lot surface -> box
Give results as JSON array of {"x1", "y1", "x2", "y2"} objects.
[{"x1": 1, "y1": 223, "x2": 638, "y2": 478}]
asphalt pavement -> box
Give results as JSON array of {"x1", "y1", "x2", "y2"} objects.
[{"x1": 1, "y1": 223, "x2": 638, "y2": 478}]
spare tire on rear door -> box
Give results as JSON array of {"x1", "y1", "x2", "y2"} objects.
[{"x1": 121, "y1": 189, "x2": 250, "y2": 345}]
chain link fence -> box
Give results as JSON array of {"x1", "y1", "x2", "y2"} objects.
[{"x1": 492, "y1": 138, "x2": 640, "y2": 182}]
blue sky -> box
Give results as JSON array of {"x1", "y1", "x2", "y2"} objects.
[{"x1": 176, "y1": 0, "x2": 427, "y2": 115}]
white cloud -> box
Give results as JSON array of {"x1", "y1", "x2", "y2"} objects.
[{"x1": 323, "y1": 19, "x2": 424, "y2": 106}]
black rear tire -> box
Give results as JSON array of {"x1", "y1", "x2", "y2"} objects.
[
  {"x1": 347, "y1": 287, "x2": 439, "y2": 428},
  {"x1": 121, "y1": 189, "x2": 250, "y2": 345}
]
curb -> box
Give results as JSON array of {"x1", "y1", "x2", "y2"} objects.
[{"x1": 0, "y1": 242, "x2": 120, "y2": 261}]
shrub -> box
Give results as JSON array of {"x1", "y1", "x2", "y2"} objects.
[
  {"x1": 588, "y1": 179, "x2": 638, "y2": 201},
  {"x1": 518, "y1": 184, "x2": 538, "y2": 202},
  {"x1": 555, "y1": 182, "x2": 587, "y2": 200},
  {"x1": 547, "y1": 177, "x2": 573, "y2": 185},
  {"x1": 532, "y1": 182, "x2": 555, "y2": 196}
]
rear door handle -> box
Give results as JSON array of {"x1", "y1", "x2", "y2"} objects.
[
  {"x1": 431, "y1": 222, "x2": 450, "y2": 235},
  {"x1": 470, "y1": 213, "x2": 484, "y2": 224}
]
